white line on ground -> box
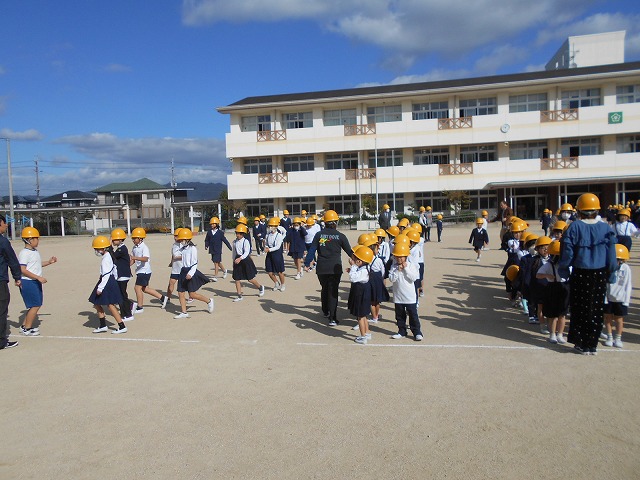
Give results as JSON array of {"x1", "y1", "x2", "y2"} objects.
[
  {"x1": 297, "y1": 342, "x2": 639, "y2": 352},
  {"x1": 17, "y1": 335, "x2": 200, "y2": 344}
]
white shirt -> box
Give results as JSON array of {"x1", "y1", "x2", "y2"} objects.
[
  {"x1": 410, "y1": 239, "x2": 424, "y2": 264},
  {"x1": 377, "y1": 241, "x2": 390, "y2": 264},
  {"x1": 537, "y1": 261, "x2": 568, "y2": 283},
  {"x1": 97, "y1": 252, "x2": 118, "y2": 292},
  {"x1": 305, "y1": 224, "x2": 321, "y2": 244},
  {"x1": 180, "y1": 244, "x2": 198, "y2": 277},
  {"x1": 615, "y1": 221, "x2": 639, "y2": 237},
  {"x1": 265, "y1": 229, "x2": 285, "y2": 251},
  {"x1": 371, "y1": 256, "x2": 385, "y2": 274},
  {"x1": 171, "y1": 242, "x2": 183, "y2": 275},
  {"x1": 480, "y1": 218, "x2": 488, "y2": 231},
  {"x1": 132, "y1": 241, "x2": 152, "y2": 274},
  {"x1": 349, "y1": 264, "x2": 369, "y2": 284},
  {"x1": 18, "y1": 248, "x2": 42, "y2": 278},
  {"x1": 232, "y1": 237, "x2": 251, "y2": 260},
  {"x1": 605, "y1": 263, "x2": 632, "y2": 306},
  {"x1": 388, "y1": 261, "x2": 419, "y2": 304}
]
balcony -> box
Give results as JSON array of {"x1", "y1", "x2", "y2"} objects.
[
  {"x1": 344, "y1": 124, "x2": 376, "y2": 136},
  {"x1": 258, "y1": 172, "x2": 289, "y2": 184},
  {"x1": 439, "y1": 163, "x2": 473, "y2": 175},
  {"x1": 257, "y1": 130, "x2": 286, "y2": 142},
  {"x1": 540, "y1": 157, "x2": 579, "y2": 170},
  {"x1": 540, "y1": 109, "x2": 578, "y2": 122},
  {"x1": 438, "y1": 117, "x2": 472, "y2": 130},
  {"x1": 345, "y1": 168, "x2": 376, "y2": 180}
]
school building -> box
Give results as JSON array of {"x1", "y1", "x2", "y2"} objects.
[{"x1": 218, "y1": 32, "x2": 640, "y2": 220}]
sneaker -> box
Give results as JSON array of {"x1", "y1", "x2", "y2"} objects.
[
  {"x1": 365, "y1": 333, "x2": 372, "y2": 340},
  {"x1": 212, "y1": 277, "x2": 218, "y2": 282},
  {"x1": 122, "y1": 316, "x2": 134, "y2": 322},
  {"x1": 93, "y1": 326, "x2": 108, "y2": 333},
  {"x1": 415, "y1": 334, "x2": 424, "y2": 341},
  {"x1": 328, "y1": 320, "x2": 337, "y2": 327},
  {"x1": 574, "y1": 346, "x2": 589, "y2": 355},
  {"x1": 354, "y1": 336, "x2": 367, "y2": 344},
  {"x1": 233, "y1": 296, "x2": 243, "y2": 302},
  {"x1": 589, "y1": 348, "x2": 598, "y2": 356},
  {"x1": 419, "y1": 291, "x2": 424, "y2": 297},
  {"x1": 111, "y1": 326, "x2": 128, "y2": 334},
  {"x1": 134, "y1": 308, "x2": 144, "y2": 315},
  {"x1": 174, "y1": 312, "x2": 190, "y2": 319},
  {"x1": 599, "y1": 332, "x2": 609, "y2": 340},
  {"x1": 2, "y1": 341, "x2": 18, "y2": 349},
  {"x1": 528, "y1": 316, "x2": 538, "y2": 324},
  {"x1": 604, "y1": 336, "x2": 614, "y2": 347},
  {"x1": 541, "y1": 326, "x2": 550, "y2": 335},
  {"x1": 614, "y1": 338, "x2": 623, "y2": 348},
  {"x1": 187, "y1": 298, "x2": 194, "y2": 303},
  {"x1": 548, "y1": 334, "x2": 557, "y2": 344},
  {"x1": 131, "y1": 302, "x2": 138, "y2": 313},
  {"x1": 368, "y1": 317, "x2": 378, "y2": 323},
  {"x1": 294, "y1": 272, "x2": 302, "y2": 280},
  {"x1": 258, "y1": 286, "x2": 265, "y2": 297},
  {"x1": 21, "y1": 327, "x2": 40, "y2": 336},
  {"x1": 274, "y1": 281, "x2": 281, "y2": 291},
  {"x1": 207, "y1": 298, "x2": 215, "y2": 313},
  {"x1": 475, "y1": 258, "x2": 480, "y2": 262},
  {"x1": 279, "y1": 284, "x2": 285, "y2": 292},
  {"x1": 161, "y1": 295, "x2": 168, "y2": 309},
  {"x1": 352, "y1": 324, "x2": 360, "y2": 330},
  {"x1": 556, "y1": 334, "x2": 566, "y2": 344},
  {"x1": 391, "y1": 333, "x2": 406, "y2": 339},
  {"x1": 222, "y1": 269, "x2": 228, "y2": 279}
]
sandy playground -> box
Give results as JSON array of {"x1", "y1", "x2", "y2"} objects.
[{"x1": 1, "y1": 223, "x2": 639, "y2": 479}]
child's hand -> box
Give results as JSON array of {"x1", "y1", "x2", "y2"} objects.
[
  {"x1": 234, "y1": 258, "x2": 241, "y2": 264},
  {"x1": 96, "y1": 290, "x2": 102, "y2": 295},
  {"x1": 39, "y1": 277, "x2": 47, "y2": 284},
  {"x1": 49, "y1": 256, "x2": 57, "y2": 264}
]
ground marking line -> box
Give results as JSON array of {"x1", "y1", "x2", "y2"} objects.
[
  {"x1": 297, "y1": 342, "x2": 639, "y2": 352},
  {"x1": 18, "y1": 335, "x2": 200, "y2": 344}
]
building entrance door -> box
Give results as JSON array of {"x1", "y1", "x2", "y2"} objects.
[{"x1": 512, "y1": 195, "x2": 545, "y2": 220}]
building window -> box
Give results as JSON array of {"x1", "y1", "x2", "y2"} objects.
[
  {"x1": 561, "y1": 88, "x2": 601, "y2": 108},
  {"x1": 367, "y1": 105, "x2": 402, "y2": 123},
  {"x1": 326, "y1": 195, "x2": 359, "y2": 216},
  {"x1": 243, "y1": 157, "x2": 273, "y2": 174},
  {"x1": 286, "y1": 197, "x2": 315, "y2": 215},
  {"x1": 459, "y1": 97, "x2": 497, "y2": 116},
  {"x1": 460, "y1": 144, "x2": 497, "y2": 163},
  {"x1": 326, "y1": 153, "x2": 358, "y2": 170},
  {"x1": 466, "y1": 190, "x2": 496, "y2": 210},
  {"x1": 105, "y1": 194, "x2": 119, "y2": 204},
  {"x1": 377, "y1": 194, "x2": 404, "y2": 213},
  {"x1": 146, "y1": 193, "x2": 160, "y2": 200},
  {"x1": 245, "y1": 198, "x2": 274, "y2": 218},
  {"x1": 323, "y1": 108, "x2": 357, "y2": 126},
  {"x1": 509, "y1": 141, "x2": 549, "y2": 160},
  {"x1": 617, "y1": 135, "x2": 640, "y2": 153},
  {"x1": 368, "y1": 149, "x2": 403, "y2": 168},
  {"x1": 617, "y1": 85, "x2": 640, "y2": 104},
  {"x1": 414, "y1": 147, "x2": 449, "y2": 165},
  {"x1": 283, "y1": 155, "x2": 315, "y2": 172},
  {"x1": 561, "y1": 137, "x2": 602, "y2": 157},
  {"x1": 242, "y1": 115, "x2": 272, "y2": 132},
  {"x1": 283, "y1": 112, "x2": 312, "y2": 129},
  {"x1": 412, "y1": 101, "x2": 449, "y2": 120},
  {"x1": 509, "y1": 93, "x2": 548, "y2": 113}
]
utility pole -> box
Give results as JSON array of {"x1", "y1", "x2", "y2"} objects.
[
  {"x1": 171, "y1": 157, "x2": 177, "y2": 188},
  {"x1": 34, "y1": 155, "x2": 41, "y2": 205}
]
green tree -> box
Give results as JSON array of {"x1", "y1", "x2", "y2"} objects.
[{"x1": 443, "y1": 190, "x2": 470, "y2": 214}]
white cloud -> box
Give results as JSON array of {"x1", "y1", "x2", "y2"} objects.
[
  {"x1": 0, "y1": 128, "x2": 44, "y2": 141},
  {"x1": 473, "y1": 45, "x2": 529, "y2": 75},
  {"x1": 102, "y1": 63, "x2": 132, "y2": 73}
]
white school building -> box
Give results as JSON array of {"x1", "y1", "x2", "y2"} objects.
[{"x1": 218, "y1": 32, "x2": 640, "y2": 220}]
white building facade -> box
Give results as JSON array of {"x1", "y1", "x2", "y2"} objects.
[{"x1": 219, "y1": 61, "x2": 640, "y2": 220}]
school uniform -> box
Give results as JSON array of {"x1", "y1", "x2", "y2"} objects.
[
  {"x1": 252, "y1": 222, "x2": 267, "y2": 255},
  {"x1": 204, "y1": 228, "x2": 232, "y2": 263},
  {"x1": 501, "y1": 237, "x2": 521, "y2": 294},
  {"x1": 177, "y1": 243, "x2": 210, "y2": 293},
  {"x1": 436, "y1": 219, "x2": 443, "y2": 242},
  {"x1": 347, "y1": 264, "x2": 371, "y2": 318},
  {"x1": 615, "y1": 220, "x2": 638, "y2": 252},
  {"x1": 388, "y1": 261, "x2": 422, "y2": 337},
  {"x1": 110, "y1": 243, "x2": 133, "y2": 318},
  {"x1": 232, "y1": 237, "x2": 258, "y2": 281},
  {"x1": 538, "y1": 259, "x2": 569, "y2": 318},
  {"x1": 286, "y1": 227, "x2": 307, "y2": 260},
  {"x1": 132, "y1": 241, "x2": 154, "y2": 287},
  {"x1": 264, "y1": 229, "x2": 286, "y2": 273},
  {"x1": 369, "y1": 256, "x2": 390, "y2": 304},
  {"x1": 279, "y1": 216, "x2": 292, "y2": 231},
  {"x1": 410, "y1": 239, "x2": 425, "y2": 294},
  {"x1": 469, "y1": 227, "x2": 489, "y2": 251},
  {"x1": 540, "y1": 213, "x2": 552, "y2": 236},
  {"x1": 170, "y1": 241, "x2": 183, "y2": 280},
  {"x1": 604, "y1": 262, "x2": 632, "y2": 316},
  {"x1": 304, "y1": 223, "x2": 321, "y2": 263},
  {"x1": 89, "y1": 252, "x2": 123, "y2": 306},
  {"x1": 18, "y1": 248, "x2": 43, "y2": 308}
]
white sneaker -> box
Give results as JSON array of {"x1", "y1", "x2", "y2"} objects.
[
  {"x1": 222, "y1": 269, "x2": 228, "y2": 279},
  {"x1": 233, "y1": 296, "x2": 243, "y2": 302},
  {"x1": 352, "y1": 324, "x2": 360, "y2": 330},
  {"x1": 391, "y1": 333, "x2": 406, "y2": 339},
  {"x1": 475, "y1": 258, "x2": 480, "y2": 262},
  {"x1": 599, "y1": 332, "x2": 609, "y2": 340},
  {"x1": 556, "y1": 334, "x2": 566, "y2": 344},
  {"x1": 365, "y1": 333, "x2": 372, "y2": 340},
  {"x1": 174, "y1": 312, "x2": 190, "y2": 319},
  {"x1": 93, "y1": 326, "x2": 108, "y2": 333},
  {"x1": 111, "y1": 326, "x2": 128, "y2": 334},
  {"x1": 368, "y1": 317, "x2": 378, "y2": 323},
  {"x1": 614, "y1": 337, "x2": 623, "y2": 348},
  {"x1": 207, "y1": 298, "x2": 215, "y2": 313},
  {"x1": 541, "y1": 326, "x2": 550, "y2": 334},
  {"x1": 258, "y1": 286, "x2": 265, "y2": 297},
  {"x1": 131, "y1": 302, "x2": 138, "y2": 313},
  {"x1": 212, "y1": 277, "x2": 218, "y2": 282},
  {"x1": 187, "y1": 298, "x2": 194, "y2": 303},
  {"x1": 354, "y1": 336, "x2": 367, "y2": 345},
  {"x1": 274, "y1": 281, "x2": 281, "y2": 291},
  {"x1": 548, "y1": 334, "x2": 558, "y2": 344},
  {"x1": 604, "y1": 336, "x2": 613, "y2": 347},
  {"x1": 294, "y1": 272, "x2": 302, "y2": 280},
  {"x1": 134, "y1": 308, "x2": 144, "y2": 315},
  {"x1": 415, "y1": 334, "x2": 423, "y2": 341},
  {"x1": 161, "y1": 295, "x2": 168, "y2": 309},
  {"x1": 122, "y1": 316, "x2": 134, "y2": 322},
  {"x1": 279, "y1": 284, "x2": 285, "y2": 292}
]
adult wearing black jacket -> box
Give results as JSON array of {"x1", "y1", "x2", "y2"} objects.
[
  {"x1": 0, "y1": 215, "x2": 21, "y2": 350},
  {"x1": 304, "y1": 210, "x2": 352, "y2": 326},
  {"x1": 378, "y1": 204, "x2": 392, "y2": 231}
]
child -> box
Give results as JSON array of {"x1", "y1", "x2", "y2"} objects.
[
  {"x1": 614, "y1": 208, "x2": 639, "y2": 252},
  {"x1": 388, "y1": 242, "x2": 423, "y2": 341},
  {"x1": 18, "y1": 227, "x2": 57, "y2": 336},
  {"x1": 480, "y1": 210, "x2": 489, "y2": 249},
  {"x1": 521, "y1": 236, "x2": 551, "y2": 328},
  {"x1": 540, "y1": 209, "x2": 553, "y2": 236},
  {"x1": 406, "y1": 228, "x2": 425, "y2": 300},
  {"x1": 304, "y1": 217, "x2": 321, "y2": 270},
  {"x1": 167, "y1": 228, "x2": 185, "y2": 303},
  {"x1": 501, "y1": 220, "x2": 525, "y2": 302},
  {"x1": 232, "y1": 224, "x2": 265, "y2": 301},
  {"x1": 264, "y1": 217, "x2": 286, "y2": 291},
  {"x1": 129, "y1": 227, "x2": 167, "y2": 313},
  {"x1": 204, "y1": 217, "x2": 232, "y2": 281},
  {"x1": 436, "y1": 214, "x2": 443, "y2": 242},
  {"x1": 469, "y1": 218, "x2": 489, "y2": 262},
  {"x1": 109, "y1": 228, "x2": 134, "y2": 322},
  {"x1": 367, "y1": 237, "x2": 389, "y2": 322},
  {"x1": 89, "y1": 236, "x2": 126, "y2": 334},
  {"x1": 348, "y1": 245, "x2": 373, "y2": 344},
  {"x1": 550, "y1": 220, "x2": 566, "y2": 241},
  {"x1": 536, "y1": 240, "x2": 569, "y2": 344},
  {"x1": 252, "y1": 217, "x2": 266, "y2": 256},
  {"x1": 603, "y1": 244, "x2": 632, "y2": 348},
  {"x1": 375, "y1": 228, "x2": 390, "y2": 269},
  {"x1": 286, "y1": 217, "x2": 307, "y2": 279},
  {"x1": 173, "y1": 228, "x2": 214, "y2": 319},
  {"x1": 384, "y1": 225, "x2": 400, "y2": 276}
]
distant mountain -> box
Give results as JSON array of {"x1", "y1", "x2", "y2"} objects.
[{"x1": 167, "y1": 182, "x2": 226, "y2": 202}]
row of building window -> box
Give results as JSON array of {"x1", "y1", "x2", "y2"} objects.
[
  {"x1": 241, "y1": 135, "x2": 640, "y2": 173},
  {"x1": 240, "y1": 85, "x2": 640, "y2": 131}
]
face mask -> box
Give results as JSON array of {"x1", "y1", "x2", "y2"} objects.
[
  {"x1": 528, "y1": 246, "x2": 536, "y2": 255},
  {"x1": 270, "y1": 227, "x2": 277, "y2": 233},
  {"x1": 385, "y1": 209, "x2": 390, "y2": 213},
  {"x1": 95, "y1": 250, "x2": 103, "y2": 257},
  {"x1": 561, "y1": 212, "x2": 570, "y2": 220},
  {"x1": 293, "y1": 225, "x2": 300, "y2": 230},
  {"x1": 181, "y1": 240, "x2": 189, "y2": 247}
]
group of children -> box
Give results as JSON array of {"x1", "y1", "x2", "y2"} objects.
[{"x1": 500, "y1": 203, "x2": 633, "y2": 351}]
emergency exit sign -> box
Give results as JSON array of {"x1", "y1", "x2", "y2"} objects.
[{"x1": 608, "y1": 112, "x2": 623, "y2": 124}]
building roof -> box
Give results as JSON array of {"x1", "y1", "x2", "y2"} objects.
[
  {"x1": 93, "y1": 178, "x2": 172, "y2": 194},
  {"x1": 219, "y1": 61, "x2": 640, "y2": 112},
  {"x1": 40, "y1": 190, "x2": 97, "y2": 204}
]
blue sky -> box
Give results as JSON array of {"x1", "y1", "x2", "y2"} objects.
[{"x1": 1, "y1": 0, "x2": 639, "y2": 198}]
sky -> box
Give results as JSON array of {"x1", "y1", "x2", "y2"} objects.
[{"x1": 1, "y1": 0, "x2": 639, "y2": 199}]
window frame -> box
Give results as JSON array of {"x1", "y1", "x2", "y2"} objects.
[{"x1": 243, "y1": 157, "x2": 273, "y2": 174}]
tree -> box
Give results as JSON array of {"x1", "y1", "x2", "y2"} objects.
[
  {"x1": 361, "y1": 195, "x2": 377, "y2": 218},
  {"x1": 442, "y1": 190, "x2": 470, "y2": 214}
]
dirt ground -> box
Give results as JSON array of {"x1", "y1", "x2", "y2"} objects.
[{"x1": 1, "y1": 224, "x2": 639, "y2": 479}]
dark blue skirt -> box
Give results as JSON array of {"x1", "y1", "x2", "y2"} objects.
[
  {"x1": 178, "y1": 267, "x2": 211, "y2": 293},
  {"x1": 348, "y1": 281, "x2": 372, "y2": 318},
  {"x1": 265, "y1": 249, "x2": 285, "y2": 273},
  {"x1": 369, "y1": 271, "x2": 389, "y2": 304},
  {"x1": 89, "y1": 275, "x2": 123, "y2": 306},
  {"x1": 232, "y1": 257, "x2": 258, "y2": 281}
]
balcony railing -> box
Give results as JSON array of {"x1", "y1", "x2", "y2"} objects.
[
  {"x1": 257, "y1": 130, "x2": 286, "y2": 142},
  {"x1": 258, "y1": 172, "x2": 289, "y2": 184},
  {"x1": 439, "y1": 163, "x2": 474, "y2": 175},
  {"x1": 540, "y1": 109, "x2": 578, "y2": 122},
  {"x1": 438, "y1": 117, "x2": 472, "y2": 130},
  {"x1": 345, "y1": 168, "x2": 376, "y2": 180},
  {"x1": 344, "y1": 124, "x2": 376, "y2": 136},
  {"x1": 540, "y1": 157, "x2": 579, "y2": 170}
]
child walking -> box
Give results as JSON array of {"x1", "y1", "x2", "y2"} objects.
[
  {"x1": 366, "y1": 237, "x2": 389, "y2": 323},
  {"x1": 603, "y1": 244, "x2": 632, "y2": 348},
  {"x1": 167, "y1": 228, "x2": 185, "y2": 303},
  {"x1": 173, "y1": 228, "x2": 214, "y2": 318},
  {"x1": 18, "y1": 227, "x2": 57, "y2": 336},
  {"x1": 469, "y1": 218, "x2": 489, "y2": 262},
  {"x1": 287, "y1": 217, "x2": 307, "y2": 279},
  {"x1": 232, "y1": 224, "x2": 265, "y2": 301},
  {"x1": 388, "y1": 242, "x2": 423, "y2": 341},
  {"x1": 109, "y1": 228, "x2": 134, "y2": 322},
  {"x1": 264, "y1": 217, "x2": 287, "y2": 291},
  {"x1": 436, "y1": 214, "x2": 444, "y2": 242},
  {"x1": 348, "y1": 245, "x2": 373, "y2": 345},
  {"x1": 89, "y1": 236, "x2": 126, "y2": 334},
  {"x1": 536, "y1": 241, "x2": 569, "y2": 344},
  {"x1": 129, "y1": 227, "x2": 167, "y2": 313},
  {"x1": 204, "y1": 217, "x2": 232, "y2": 281}
]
